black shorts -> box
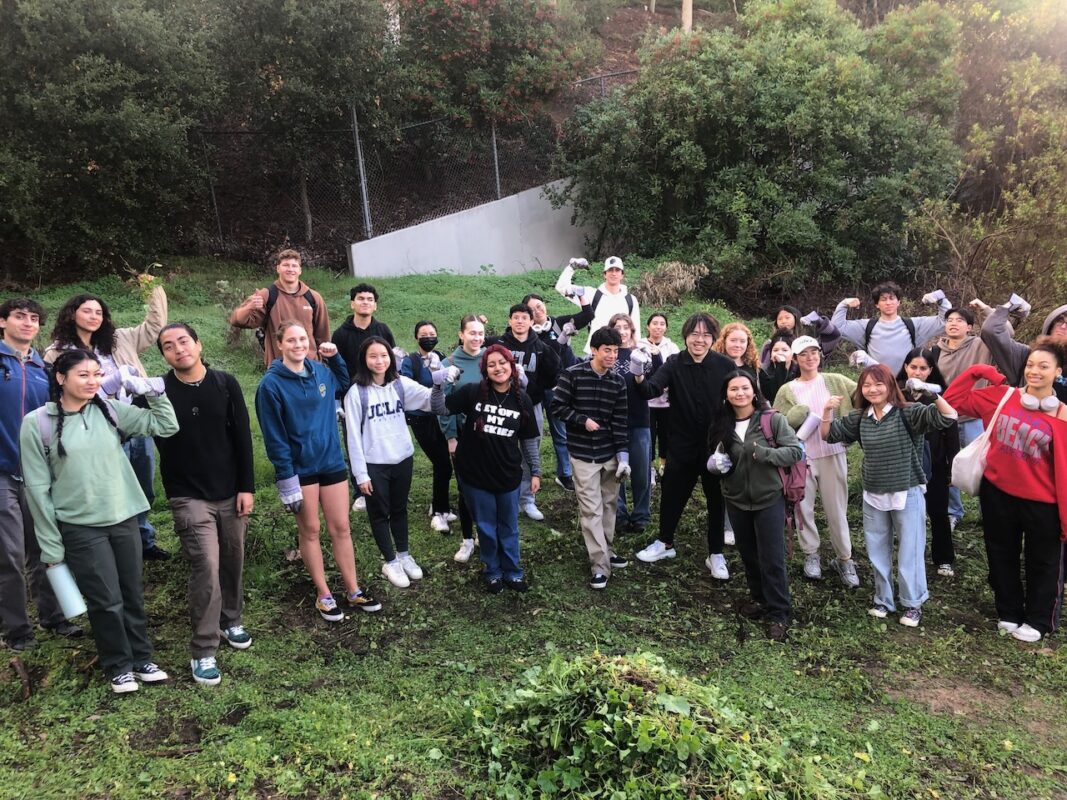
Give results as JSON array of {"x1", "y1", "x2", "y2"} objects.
[{"x1": 299, "y1": 470, "x2": 348, "y2": 488}]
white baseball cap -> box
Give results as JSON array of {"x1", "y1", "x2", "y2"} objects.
[
  {"x1": 603, "y1": 256, "x2": 624, "y2": 272},
  {"x1": 791, "y1": 335, "x2": 821, "y2": 355}
]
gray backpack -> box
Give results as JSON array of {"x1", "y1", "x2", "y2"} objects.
[{"x1": 35, "y1": 402, "x2": 125, "y2": 479}]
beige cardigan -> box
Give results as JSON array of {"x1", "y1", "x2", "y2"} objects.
[{"x1": 44, "y1": 285, "x2": 168, "y2": 377}]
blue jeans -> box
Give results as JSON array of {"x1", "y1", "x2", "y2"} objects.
[
  {"x1": 520, "y1": 403, "x2": 544, "y2": 507},
  {"x1": 542, "y1": 389, "x2": 571, "y2": 479},
  {"x1": 863, "y1": 486, "x2": 928, "y2": 612},
  {"x1": 948, "y1": 418, "x2": 983, "y2": 520},
  {"x1": 616, "y1": 427, "x2": 652, "y2": 528},
  {"x1": 462, "y1": 484, "x2": 523, "y2": 582},
  {"x1": 123, "y1": 436, "x2": 157, "y2": 549}
]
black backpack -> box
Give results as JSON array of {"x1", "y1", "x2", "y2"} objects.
[
  {"x1": 590, "y1": 289, "x2": 634, "y2": 317},
  {"x1": 863, "y1": 316, "x2": 916, "y2": 351}
]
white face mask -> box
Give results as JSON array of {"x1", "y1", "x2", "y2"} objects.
[{"x1": 1019, "y1": 391, "x2": 1061, "y2": 412}]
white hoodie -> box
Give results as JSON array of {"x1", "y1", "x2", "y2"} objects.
[
  {"x1": 555, "y1": 265, "x2": 640, "y2": 353},
  {"x1": 343, "y1": 377, "x2": 433, "y2": 484}
]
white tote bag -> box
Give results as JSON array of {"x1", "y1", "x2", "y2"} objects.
[{"x1": 951, "y1": 387, "x2": 1015, "y2": 495}]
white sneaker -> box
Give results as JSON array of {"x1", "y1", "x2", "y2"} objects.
[
  {"x1": 650, "y1": 468, "x2": 656, "y2": 487},
  {"x1": 352, "y1": 496, "x2": 367, "y2": 512},
  {"x1": 444, "y1": 511, "x2": 458, "y2": 523},
  {"x1": 398, "y1": 553, "x2": 424, "y2": 580},
  {"x1": 1011, "y1": 623, "x2": 1042, "y2": 643},
  {"x1": 832, "y1": 558, "x2": 860, "y2": 588},
  {"x1": 430, "y1": 514, "x2": 450, "y2": 533},
  {"x1": 454, "y1": 539, "x2": 475, "y2": 563},
  {"x1": 949, "y1": 517, "x2": 959, "y2": 533},
  {"x1": 937, "y1": 563, "x2": 955, "y2": 577},
  {"x1": 522, "y1": 503, "x2": 545, "y2": 522},
  {"x1": 636, "y1": 540, "x2": 676, "y2": 563},
  {"x1": 803, "y1": 554, "x2": 822, "y2": 580},
  {"x1": 705, "y1": 553, "x2": 730, "y2": 580},
  {"x1": 381, "y1": 560, "x2": 410, "y2": 588},
  {"x1": 997, "y1": 620, "x2": 1020, "y2": 634},
  {"x1": 723, "y1": 529, "x2": 735, "y2": 546}
]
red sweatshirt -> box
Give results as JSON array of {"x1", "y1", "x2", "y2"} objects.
[{"x1": 944, "y1": 364, "x2": 1067, "y2": 541}]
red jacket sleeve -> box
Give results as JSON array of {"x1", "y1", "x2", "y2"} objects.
[{"x1": 944, "y1": 364, "x2": 1008, "y2": 422}]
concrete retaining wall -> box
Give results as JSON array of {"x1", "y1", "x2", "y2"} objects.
[{"x1": 347, "y1": 181, "x2": 592, "y2": 277}]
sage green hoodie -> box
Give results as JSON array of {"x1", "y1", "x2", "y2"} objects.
[{"x1": 20, "y1": 396, "x2": 179, "y2": 564}]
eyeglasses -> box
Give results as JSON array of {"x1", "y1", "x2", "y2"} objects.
[
  {"x1": 686, "y1": 331, "x2": 714, "y2": 340},
  {"x1": 1052, "y1": 317, "x2": 1067, "y2": 329}
]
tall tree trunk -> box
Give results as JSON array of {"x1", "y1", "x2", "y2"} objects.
[
  {"x1": 682, "y1": 0, "x2": 693, "y2": 32},
  {"x1": 298, "y1": 164, "x2": 313, "y2": 244}
]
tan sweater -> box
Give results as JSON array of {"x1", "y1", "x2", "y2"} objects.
[
  {"x1": 44, "y1": 285, "x2": 168, "y2": 377},
  {"x1": 228, "y1": 280, "x2": 331, "y2": 366}
]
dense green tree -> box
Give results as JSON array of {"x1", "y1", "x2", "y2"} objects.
[{"x1": 551, "y1": 0, "x2": 961, "y2": 300}]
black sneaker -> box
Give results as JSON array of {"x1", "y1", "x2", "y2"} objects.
[
  {"x1": 44, "y1": 620, "x2": 84, "y2": 638},
  {"x1": 609, "y1": 553, "x2": 628, "y2": 569},
  {"x1": 143, "y1": 545, "x2": 171, "y2": 561},
  {"x1": 504, "y1": 577, "x2": 529, "y2": 592},
  {"x1": 485, "y1": 578, "x2": 504, "y2": 595},
  {"x1": 554, "y1": 475, "x2": 575, "y2": 492},
  {"x1": 7, "y1": 636, "x2": 36, "y2": 652},
  {"x1": 590, "y1": 573, "x2": 608, "y2": 590}
]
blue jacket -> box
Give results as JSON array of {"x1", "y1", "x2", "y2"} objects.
[
  {"x1": 255, "y1": 356, "x2": 349, "y2": 481},
  {"x1": 1, "y1": 341, "x2": 49, "y2": 477}
]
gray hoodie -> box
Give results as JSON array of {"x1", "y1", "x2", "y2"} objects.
[{"x1": 980, "y1": 303, "x2": 1067, "y2": 386}]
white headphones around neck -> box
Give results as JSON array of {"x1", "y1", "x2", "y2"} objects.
[{"x1": 1019, "y1": 390, "x2": 1061, "y2": 412}]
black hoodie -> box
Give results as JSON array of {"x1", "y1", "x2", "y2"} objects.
[{"x1": 331, "y1": 316, "x2": 396, "y2": 378}]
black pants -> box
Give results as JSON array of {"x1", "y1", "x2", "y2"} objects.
[
  {"x1": 979, "y1": 479, "x2": 1064, "y2": 634},
  {"x1": 727, "y1": 499, "x2": 791, "y2": 624},
  {"x1": 365, "y1": 458, "x2": 414, "y2": 562},
  {"x1": 926, "y1": 452, "x2": 954, "y2": 566},
  {"x1": 649, "y1": 407, "x2": 670, "y2": 462},
  {"x1": 658, "y1": 457, "x2": 724, "y2": 554},
  {"x1": 408, "y1": 414, "x2": 453, "y2": 515}
]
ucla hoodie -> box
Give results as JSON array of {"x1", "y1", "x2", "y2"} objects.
[
  {"x1": 255, "y1": 356, "x2": 349, "y2": 481},
  {"x1": 343, "y1": 377, "x2": 433, "y2": 484}
]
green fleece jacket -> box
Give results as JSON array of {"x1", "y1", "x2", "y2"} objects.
[
  {"x1": 772, "y1": 372, "x2": 857, "y2": 430},
  {"x1": 720, "y1": 410, "x2": 804, "y2": 511},
  {"x1": 20, "y1": 396, "x2": 179, "y2": 564}
]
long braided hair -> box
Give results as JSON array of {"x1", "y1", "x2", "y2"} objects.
[
  {"x1": 49, "y1": 349, "x2": 121, "y2": 458},
  {"x1": 49, "y1": 294, "x2": 117, "y2": 356},
  {"x1": 473, "y1": 344, "x2": 529, "y2": 436}
]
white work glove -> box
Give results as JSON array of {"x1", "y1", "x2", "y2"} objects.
[
  {"x1": 614, "y1": 453, "x2": 631, "y2": 480},
  {"x1": 1007, "y1": 293, "x2": 1032, "y2": 320},
  {"x1": 336, "y1": 400, "x2": 345, "y2": 420},
  {"x1": 800, "y1": 310, "x2": 822, "y2": 326},
  {"x1": 564, "y1": 285, "x2": 587, "y2": 299},
  {"x1": 557, "y1": 320, "x2": 578, "y2": 347},
  {"x1": 121, "y1": 371, "x2": 165, "y2": 397},
  {"x1": 706, "y1": 445, "x2": 733, "y2": 474},
  {"x1": 276, "y1": 476, "x2": 304, "y2": 514},
  {"x1": 796, "y1": 412, "x2": 821, "y2": 441},
  {"x1": 849, "y1": 350, "x2": 874, "y2": 368},
  {"x1": 921, "y1": 289, "x2": 946, "y2": 305},
  {"x1": 99, "y1": 365, "x2": 136, "y2": 397},
  {"x1": 432, "y1": 365, "x2": 462, "y2": 386},
  {"x1": 629, "y1": 348, "x2": 651, "y2": 375},
  {"x1": 906, "y1": 378, "x2": 942, "y2": 396},
  {"x1": 392, "y1": 346, "x2": 407, "y2": 362},
  {"x1": 568, "y1": 258, "x2": 590, "y2": 270}
]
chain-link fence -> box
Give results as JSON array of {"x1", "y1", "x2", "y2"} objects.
[{"x1": 569, "y1": 69, "x2": 640, "y2": 104}]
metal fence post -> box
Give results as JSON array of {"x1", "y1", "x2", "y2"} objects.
[
  {"x1": 198, "y1": 132, "x2": 223, "y2": 240},
  {"x1": 491, "y1": 120, "x2": 502, "y2": 200},
  {"x1": 351, "y1": 105, "x2": 374, "y2": 239}
]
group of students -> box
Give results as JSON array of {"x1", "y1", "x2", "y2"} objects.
[{"x1": 2, "y1": 250, "x2": 1066, "y2": 694}]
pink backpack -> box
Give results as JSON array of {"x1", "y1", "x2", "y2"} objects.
[{"x1": 757, "y1": 411, "x2": 807, "y2": 510}]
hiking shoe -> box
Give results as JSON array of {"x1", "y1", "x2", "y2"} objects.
[
  {"x1": 143, "y1": 545, "x2": 170, "y2": 561},
  {"x1": 899, "y1": 608, "x2": 922, "y2": 628},
  {"x1": 738, "y1": 600, "x2": 765, "y2": 620},
  {"x1": 444, "y1": 510, "x2": 458, "y2": 523},
  {"x1": 352, "y1": 496, "x2": 367, "y2": 512},
  {"x1": 724, "y1": 529, "x2": 735, "y2": 546},
  {"x1": 868, "y1": 604, "x2": 890, "y2": 619},
  {"x1": 590, "y1": 573, "x2": 608, "y2": 590},
  {"x1": 399, "y1": 554, "x2": 424, "y2": 581},
  {"x1": 937, "y1": 563, "x2": 955, "y2": 578},
  {"x1": 110, "y1": 672, "x2": 139, "y2": 694},
  {"x1": 191, "y1": 657, "x2": 221, "y2": 687},
  {"x1": 485, "y1": 578, "x2": 504, "y2": 595},
  {"x1": 555, "y1": 475, "x2": 575, "y2": 492},
  {"x1": 347, "y1": 589, "x2": 381, "y2": 613},
  {"x1": 522, "y1": 503, "x2": 545, "y2": 522},
  {"x1": 44, "y1": 620, "x2": 84, "y2": 638},
  {"x1": 382, "y1": 560, "x2": 410, "y2": 588},
  {"x1": 7, "y1": 636, "x2": 36, "y2": 651},
  {"x1": 133, "y1": 662, "x2": 169, "y2": 683},
  {"x1": 997, "y1": 620, "x2": 1020, "y2": 634},
  {"x1": 609, "y1": 553, "x2": 629, "y2": 569},
  {"x1": 768, "y1": 622, "x2": 789, "y2": 642},
  {"x1": 706, "y1": 553, "x2": 730, "y2": 580},
  {"x1": 316, "y1": 595, "x2": 345, "y2": 622},
  {"x1": 636, "y1": 540, "x2": 676, "y2": 563},
  {"x1": 832, "y1": 558, "x2": 860, "y2": 588},
  {"x1": 454, "y1": 538, "x2": 475, "y2": 563},
  {"x1": 504, "y1": 577, "x2": 529, "y2": 592},
  {"x1": 220, "y1": 626, "x2": 252, "y2": 650},
  {"x1": 803, "y1": 554, "x2": 822, "y2": 580},
  {"x1": 1012, "y1": 623, "x2": 1042, "y2": 643},
  {"x1": 430, "y1": 514, "x2": 450, "y2": 533}
]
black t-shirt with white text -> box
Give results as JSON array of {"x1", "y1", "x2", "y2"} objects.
[{"x1": 445, "y1": 382, "x2": 538, "y2": 493}]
